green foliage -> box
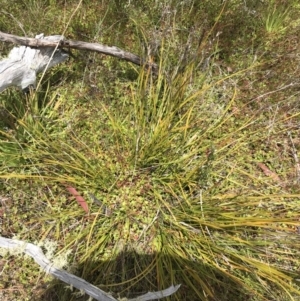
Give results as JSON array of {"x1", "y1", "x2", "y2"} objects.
[
  {"x1": 262, "y1": 0, "x2": 292, "y2": 35},
  {"x1": 1, "y1": 1, "x2": 300, "y2": 301}
]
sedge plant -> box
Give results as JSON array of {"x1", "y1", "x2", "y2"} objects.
[{"x1": 262, "y1": 0, "x2": 292, "y2": 35}]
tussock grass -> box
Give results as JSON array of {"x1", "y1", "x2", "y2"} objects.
[{"x1": 2, "y1": 56, "x2": 300, "y2": 300}]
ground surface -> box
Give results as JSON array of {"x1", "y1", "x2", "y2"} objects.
[{"x1": 1, "y1": 1, "x2": 300, "y2": 300}]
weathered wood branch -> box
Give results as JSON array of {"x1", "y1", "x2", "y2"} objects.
[
  {"x1": 0, "y1": 236, "x2": 180, "y2": 301},
  {"x1": 0, "y1": 31, "x2": 158, "y2": 73}
]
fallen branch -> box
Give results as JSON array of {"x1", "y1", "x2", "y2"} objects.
[
  {"x1": 0, "y1": 31, "x2": 158, "y2": 73},
  {"x1": 0, "y1": 236, "x2": 180, "y2": 301}
]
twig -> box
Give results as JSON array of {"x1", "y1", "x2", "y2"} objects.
[
  {"x1": 288, "y1": 131, "x2": 300, "y2": 183},
  {"x1": 251, "y1": 82, "x2": 295, "y2": 101}
]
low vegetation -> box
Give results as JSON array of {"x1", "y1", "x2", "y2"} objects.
[{"x1": 1, "y1": 1, "x2": 300, "y2": 300}]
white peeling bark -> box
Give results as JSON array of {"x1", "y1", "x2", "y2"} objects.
[
  {"x1": 0, "y1": 236, "x2": 180, "y2": 301},
  {"x1": 0, "y1": 34, "x2": 68, "y2": 92}
]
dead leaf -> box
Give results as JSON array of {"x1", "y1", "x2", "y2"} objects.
[
  {"x1": 65, "y1": 186, "x2": 89, "y2": 213},
  {"x1": 257, "y1": 162, "x2": 282, "y2": 183}
]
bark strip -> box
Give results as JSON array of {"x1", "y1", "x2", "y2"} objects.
[{"x1": 0, "y1": 236, "x2": 180, "y2": 301}]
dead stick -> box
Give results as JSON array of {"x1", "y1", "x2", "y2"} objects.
[{"x1": 0, "y1": 31, "x2": 158, "y2": 73}]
